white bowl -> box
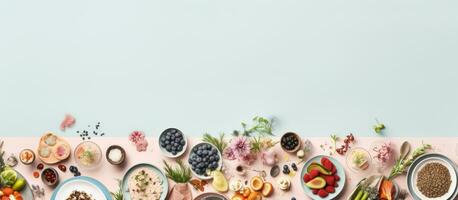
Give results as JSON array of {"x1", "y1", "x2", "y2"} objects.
[
  {"x1": 188, "y1": 142, "x2": 223, "y2": 180},
  {"x1": 158, "y1": 128, "x2": 187, "y2": 158}
]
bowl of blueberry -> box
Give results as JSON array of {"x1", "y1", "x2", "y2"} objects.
[
  {"x1": 159, "y1": 128, "x2": 188, "y2": 158},
  {"x1": 188, "y1": 142, "x2": 222, "y2": 180},
  {"x1": 280, "y1": 132, "x2": 301, "y2": 153}
]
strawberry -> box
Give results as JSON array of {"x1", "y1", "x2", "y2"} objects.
[
  {"x1": 303, "y1": 173, "x2": 312, "y2": 183},
  {"x1": 312, "y1": 189, "x2": 319, "y2": 194},
  {"x1": 309, "y1": 169, "x2": 320, "y2": 179},
  {"x1": 318, "y1": 189, "x2": 329, "y2": 198},
  {"x1": 334, "y1": 174, "x2": 340, "y2": 181},
  {"x1": 323, "y1": 175, "x2": 335, "y2": 186},
  {"x1": 325, "y1": 186, "x2": 335, "y2": 193}
]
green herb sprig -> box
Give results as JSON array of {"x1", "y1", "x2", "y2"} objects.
[
  {"x1": 233, "y1": 116, "x2": 274, "y2": 137},
  {"x1": 202, "y1": 133, "x2": 227, "y2": 153},
  {"x1": 110, "y1": 179, "x2": 123, "y2": 200},
  {"x1": 388, "y1": 143, "x2": 431, "y2": 180},
  {"x1": 163, "y1": 160, "x2": 192, "y2": 183}
]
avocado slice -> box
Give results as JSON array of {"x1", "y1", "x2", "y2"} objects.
[
  {"x1": 307, "y1": 162, "x2": 332, "y2": 175},
  {"x1": 305, "y1": 177, "x2": 326, "y2": 189}
]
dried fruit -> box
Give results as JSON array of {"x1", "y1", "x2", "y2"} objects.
[
  {"x1": 58, "y1": 164, "x2": 66, "y2": 172},
  {"x1": 37, "y1": 163, "x2": 44, "y2": 170}
]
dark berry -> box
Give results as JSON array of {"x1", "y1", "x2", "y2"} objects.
[
  {"x1": 58, "y1": 164, "x2": 67, "y2": 172},
  {"x1": 37, "y1": 163, "x2": 44, "y2": 170},
  {"x1": 291, "y1": 163, "x2": 298, "y2": 171}
]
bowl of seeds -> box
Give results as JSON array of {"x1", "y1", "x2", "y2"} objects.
[{"x1": 407, "y1": 153, "x2": 458, "y2": 200}]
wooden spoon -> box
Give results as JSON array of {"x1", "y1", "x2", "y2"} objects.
[{"x1": 399, "y1": 141, "x2": 411, "y2": 161}]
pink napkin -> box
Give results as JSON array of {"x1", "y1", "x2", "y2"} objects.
[{"x1": 168, "y1": 183, "x2": 192, "y2": 200}]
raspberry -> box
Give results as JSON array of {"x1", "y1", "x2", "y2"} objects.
[
  {"x1": 324, "y1": 175, "x2": 335, "y2": 186},
  {"x1": 312, "y1": 189, "x2": 318, "y2": 194},
  {"x1": 318, "y1": 189, "x2": 329, "y2": 198},
  {"x1": 325, "y1": 186, "x2": 335, "y2": 193},
  {"x1": 334, "y1": 174, "x2": 340, "y2": 181},
  {"x1": 309, "y1": 169, "x2": 320, "y2": 179},
  {"x1": 331, "y1": 165, "x2": 337, "y2": 174},
  {"x1": 303, "y1": 173, "x2": 312, "y2": 183}
]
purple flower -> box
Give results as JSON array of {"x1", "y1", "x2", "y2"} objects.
[
  {"x1": 230, "y1": 136, "x2": 251, "y2": 158},
  {"x1": 223, "y1": 147, "x2": 236, "y2": 160}
]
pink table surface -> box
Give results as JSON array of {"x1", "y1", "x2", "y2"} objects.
[{"x1": 3, "y1": 137, "x2": 458, "y2": 200}]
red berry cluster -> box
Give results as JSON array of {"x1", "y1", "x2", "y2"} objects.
[{"x1": 336, "y1": 133, "x2": 355, "y2": 155}]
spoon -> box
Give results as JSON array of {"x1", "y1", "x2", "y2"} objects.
[{"x1": 399, "y1": 141, "x2": 411, "y2": 161}]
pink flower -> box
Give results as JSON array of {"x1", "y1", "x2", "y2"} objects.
[
  {"x1": 230, "y1": 136, "x2": 251, "y2": 158},
  {"x1": 60, "y1": 114, "x2": 76, "y2": 131},
  {"x1": 239, "y1": 153, "x2": 256, "y2": 165},
  {"x1": 129, "y1": 131, "x2": 145, "y2": 144},
  {"x1": 135, "y1": 139, "x2": 149, "y2": 152},
  {"x1": 223, "y1": 147, "x2": 236, "y2": 160}
]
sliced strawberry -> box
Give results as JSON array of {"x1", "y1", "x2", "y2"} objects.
[{"x1": 323, "y1": 160, "x2": 333, "y2": 171}]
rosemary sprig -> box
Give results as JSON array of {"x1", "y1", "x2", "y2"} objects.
[
  {"x1": 387, "y1": 143, "x2": 431, "y2": 180},
  {"x1": 163, "y1": 160, "x2": 192, "y2": 183},
  {"x1": 202, "y1": 133, "x2": 227, "y2": 153},
  {"x1": 110, "y1": 179, "x2": 123, "y2": 200}
]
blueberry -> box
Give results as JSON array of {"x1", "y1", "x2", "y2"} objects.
[
  {"x1": 291, "y1": 198, "x2": 296, "y2": 200},
  {"x1": 70, "y1": 166, "x2": 78, "y2": 173},
  {"x1": 177, "y1": 146, "x2": 183, "y2": 151},
  {"x1": 160, "y1": 137, "x2": 166, "y2": 142},
  {"x1": 180, "y1": 139, "x2": 186, "y2": 145},
  {"x1": 160, "y1": 142, "x2": 166, "y2": 147},
  {"x1": 170, "y1": 129, "x2": 177, "y2": 133},
  {"x1": 292, "y1": 163, "x2": 298, "y2": 171},
  {"x1": 283, "y1": 165, "x2": 289, "y2": 170},
  {"x1": 165, "y1": 140, "x2": 170, "y2": 145},
  {"x1": 165, "y1": 135, "x2": 170, "y2": 140}
]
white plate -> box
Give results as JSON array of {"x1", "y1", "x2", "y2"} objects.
[
  {"x1": 410, "y1": 157, "x2": 457, "y2": 200},
  {"x1": 51, "y1": 176, "x2": 111, "y2": 200}
]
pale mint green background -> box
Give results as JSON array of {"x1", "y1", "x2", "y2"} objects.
[{"x1": 1, "y1": 1, "x2": 458, "y2": 137}]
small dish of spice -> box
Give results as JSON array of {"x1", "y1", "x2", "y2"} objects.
[
  {"x1": 20, "y1": 149, "x2": 36, "y2": 165},
  {"x1": 106, "y1": 145, "x2": 126, "y2": 165},
  {"x1": 42, "y1": 167, "x2": 59, "y2": 186}
]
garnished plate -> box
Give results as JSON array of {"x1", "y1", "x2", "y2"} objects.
[
  {"x1": 122, "y1": 163, "x2": 169, "y2": 200},
  {"x1": 51, "y1": 176, "x2": 112, "y2": 200}
]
